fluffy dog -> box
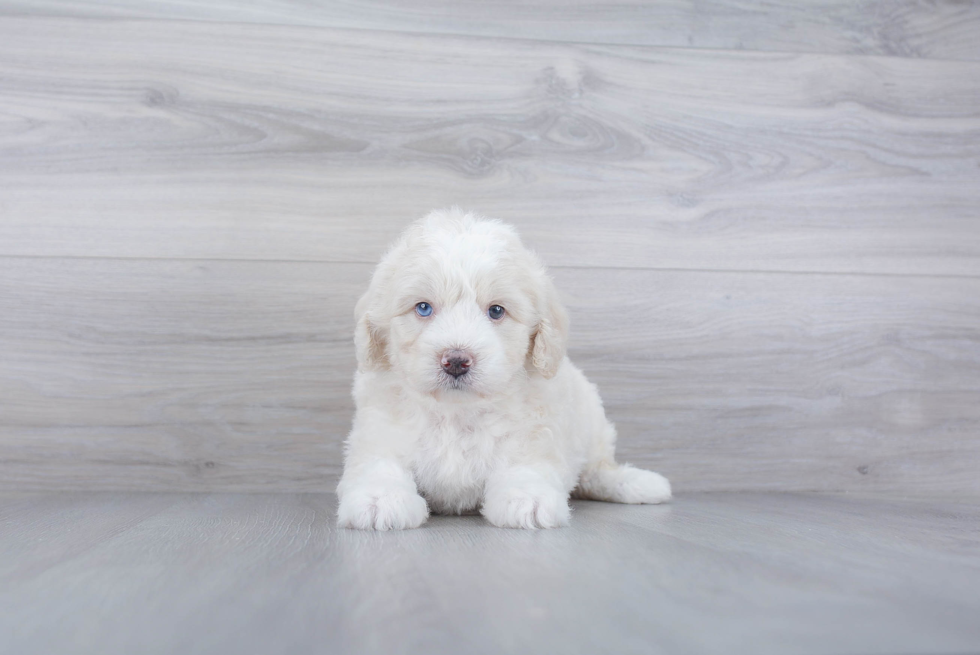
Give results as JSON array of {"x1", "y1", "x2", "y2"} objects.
[{"x1": 337, "y1": 209, "x2": 671, "y2": 530}]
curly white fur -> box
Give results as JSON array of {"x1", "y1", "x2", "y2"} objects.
[{"x1": 337, "y1": 209, "x2": 671, "y2": 530}]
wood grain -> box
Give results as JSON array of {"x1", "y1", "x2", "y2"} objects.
[
  {"x1": 1, "y1": 10, "x2": 978, "y2": 497},
  {"x1": 2, "y1": 492, "x2": 979, "y2": 655},
  {"x1": 0, "y1": 258, "x2": 354, "y2": 491},
  {"x1": 1, "y1": 17, "x2": 979, "y2": 275},
  {"x1": 2, "y1": 257, "x2": 978, "y2": 495},
  {"x1": 3, "y1": 0, "x2": 980, "y2": 61}
]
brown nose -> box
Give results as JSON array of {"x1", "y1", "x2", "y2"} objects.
[{"x1": 440, "y1": 349, "x2": 473, "y2": 378}]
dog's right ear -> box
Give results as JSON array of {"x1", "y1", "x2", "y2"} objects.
[
  {"x1": 354, "y1": 294, "x2": 389, "y2": 371},
  {"x1": 529, "y1": 274, "x2": 569, "y2": 379}
]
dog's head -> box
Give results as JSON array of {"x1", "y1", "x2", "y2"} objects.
[{"x1": 354, "y1": 209, "x2": 568, "y2": 398}]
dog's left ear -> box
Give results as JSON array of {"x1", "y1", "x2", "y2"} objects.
[{"x1": 530, "y1": 276, "x2": 569, "y2": 379}]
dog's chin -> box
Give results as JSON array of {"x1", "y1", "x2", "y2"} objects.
[{"x1": 430, "y1": 373, "x2": 484, "y2": 401}]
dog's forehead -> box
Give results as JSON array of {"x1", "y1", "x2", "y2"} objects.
[
  {"x1": 424, "y1": 223, "x2": 514, "y2": 262},
  {"x1": 412, "y1": 224, "x2": 521, "y2": 280},
  {"x1": 390, "y1": 222, "x2": 534, "y2": 304}
]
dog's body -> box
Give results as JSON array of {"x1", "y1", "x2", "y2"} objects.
[{"x1": 337, "y1": 209, "x2": 671, "y2": 529}]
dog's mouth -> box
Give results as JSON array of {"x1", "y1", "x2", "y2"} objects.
[
  {"x1": 434, "y1": 365, "x2": 483, "y2": 395},
  {"x1": 440, "y1": 371, "x2": 472, "y2": 390}
]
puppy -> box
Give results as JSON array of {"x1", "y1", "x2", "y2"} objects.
[{"x1": 337, "y1": 209, "x2": 671, "y2": 530}]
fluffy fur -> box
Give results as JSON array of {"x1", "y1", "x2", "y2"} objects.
[{"x1": 336, "y1": 209, "x2": 671, "y2": 530}]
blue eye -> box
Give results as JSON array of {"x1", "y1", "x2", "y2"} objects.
[
  {"x1": 488, "y1": 305, "x2": 505, "y2": 320},
  {"x1": 415, "y1": 302, "x2": 433, "y2": 317}
]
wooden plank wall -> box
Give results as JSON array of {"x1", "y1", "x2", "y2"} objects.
[{"x1": 0, "y1": 3, "x2": 978, "y2": 494}]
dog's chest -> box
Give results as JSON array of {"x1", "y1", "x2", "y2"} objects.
[{"x1": 412, "y1": 410, "x2": 500, "y2": 514}]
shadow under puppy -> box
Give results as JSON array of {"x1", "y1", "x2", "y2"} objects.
[{"x1": 337, "y1": 209, "x2": 671, "y2": 529}]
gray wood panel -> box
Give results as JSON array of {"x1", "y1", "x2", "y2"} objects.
[
  {"x1": 2, "y1": 17, "x2": 979, "y2": 275},
  {"x1": 2, "y1": 492, "x2": 979, "y2": 655},
  {"x1": 0, "y1": 258, "x2": 354, "y2": 491},
  {"x1": 3, "y1": 0, "x2": 980, "y2": 61},
  {"x1": 3, "y1": 257, "x2": 978, "y2": 495}
]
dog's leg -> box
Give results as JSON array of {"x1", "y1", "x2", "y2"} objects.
[
  {"x1": 572, "y1": 414, "x2": 671, "y2": 504},
  {"x1": 337, "y1": 409, "x2": 428, "y2": 530},
  {"x1": 573, "y1": 460, "x2": 672, "y2": 504},
  {"x1": 481, "y1": 465, "x2": 571, "y2": 529}
]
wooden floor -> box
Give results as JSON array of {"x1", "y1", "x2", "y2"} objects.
[{"x1": 1, "y1": 491, "x2": 978, "y2": 655}]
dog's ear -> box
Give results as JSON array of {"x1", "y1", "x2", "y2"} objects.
[
  {"x1": 354, "y1": 293, "x2": 389, "y2": 372},
  {"x1": 530, "y1": 276, "x2": 569, "y2": 379}
]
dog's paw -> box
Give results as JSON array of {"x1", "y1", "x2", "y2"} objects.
[
  {"x1": 482, "y1": 485, "x2": 571, "y2": 529},
  {"x1": 337, "y1": 486, "x2": 429, "y2": 531},
  {"x1": 576, "y1": 464, "x2": 672, "y2": 504},
  {"x1": 615, "y1": 467, "x2": 672, "y2": 504}
]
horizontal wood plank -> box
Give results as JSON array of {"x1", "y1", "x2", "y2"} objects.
[
  {"x1": 1, "y1": 17, "x2": 979, "y2": 275},
  {"x1": 2, "y1": 257, "x2": 977, "y2": 495},
  {"x1": 3, "y1": 0, "x2": 980, "y2": 61}
]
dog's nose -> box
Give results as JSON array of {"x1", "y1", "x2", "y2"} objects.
[{"x1": 440, "y1": 349, "x2": 473, "y2": 378}]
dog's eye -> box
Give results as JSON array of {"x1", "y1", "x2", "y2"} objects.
[
  {"x1": 415, "y1": 302, "x2": 433, "y2": 317},
  {"x1": 488, "y1": 305, "x2": 505, "y2": 320}
]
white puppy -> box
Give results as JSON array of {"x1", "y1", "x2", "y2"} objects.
[{"x1": 337, "y1": 209, "x2": 671, "y2": 530}]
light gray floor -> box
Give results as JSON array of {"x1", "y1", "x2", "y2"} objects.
[{"x1": 2, "y1": 492, "x2": 978, "y2": 654}]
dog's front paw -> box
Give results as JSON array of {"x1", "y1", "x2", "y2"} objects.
[
  {"x1": 482, "y1": 485, "x2": 570, "y2": 529},
  {"x1": 337, "y1": 486, "x2": 429, "y2": 531}
]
